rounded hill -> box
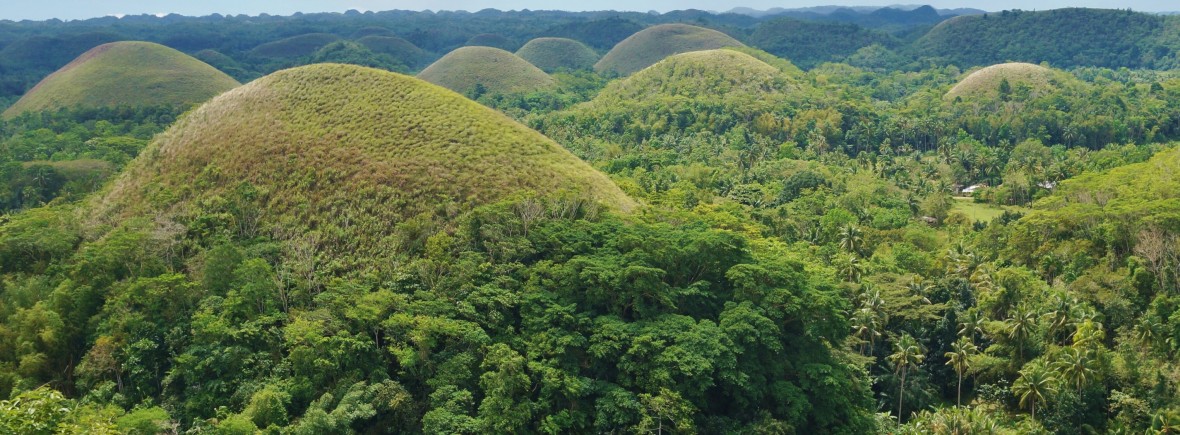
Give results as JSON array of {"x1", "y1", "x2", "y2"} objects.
[
  {"x1": 515, "y1": 37, "x2": 599, "y2": 72},
  {"x1": 93, "y1": 64, "x2": 634, "y2": 268},
  {"x1": 945, "y1": 62, "x2": 1062, "y2": 100},
  {"x1": 356, "y1": 35, "x2": 432, "y2": 69},
  {"x1": 3, "y1": 41, "x2": 240, "y2": 118},
  {"x1": 249, "y1": 33, "x2": 341, "y2": 59},
  {"x1": 594, "y1": 24, "x2": 745, "y2": 76},
  {"x1": 593, "y1": 49, "x2": 794, "y2": 103},
  {"x1": 418, "y1": 46, "x2": 555, "y2": 95}
]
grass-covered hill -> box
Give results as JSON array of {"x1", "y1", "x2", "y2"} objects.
[
  {"x1": 592, "y1": 49, "x2": 796, "y2": 103},
  {"x1": 92, "y1": 63, "x2": 634, "y2": 271},
  {"x1": 594, "y1": 24, "x2": 745, "y2": 76},
  {"x1": 915, "y1": 8, "x2": 1177, "y2": 69},
  {"x1": 2, "y1": 41, "x2": 240, "y2": 118},
  {"x1": 248, "y1": 33, "x2": 342, "y2": 59},
  {"x1": 944, "y1": 62, "x2": 1066, "y2": 100},
  {"x1": 417, "y1": 46, "x2": 555, "y2": 95},
  {"x1": 355, "y1": 35, "x2": 433, "y2": 69},
  {"x1": 515, "y1": 37, "x2": 599, "y2": 72},
  {"x1": 747, "y1": 17, "x2": 899, "y2": 69}
]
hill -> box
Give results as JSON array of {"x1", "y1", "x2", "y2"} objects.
[
  {"x1": 914, "y1": 8, "x2": 1173, "y2": 69},
  {"x1": 417, "y1": 46, "x2": 555, "y2": 95},
  {"x1": 248, "y1": 33, "x2": 341, "y2": 59},
  {"x1": 591, "y1": 49, "x2": 795, "y2": 104},
  {"x1": 355, "y1": 35, "x2": 432, "y2": 69},
  {"x1": 944, "y1": 62, "x2": 1063, "y2": 99},
  {"x1": 92, "y1": 64, "x2": 634, "y2": 269},
  {"x1": 3, "y1": 42, "x2": 240, "y2": 118},
  {"x1": 538, "y1": 17, "x2": 645, "y2": 52},
  {"x1": 594, "y1": 24, "x2": 745, "y2": 76},
  {"x1": 515, "y1": 37, "x2": 599, "y2": 72},
  {"x1": 748, "y1": 17, "x2": 899, "y2": 69}
]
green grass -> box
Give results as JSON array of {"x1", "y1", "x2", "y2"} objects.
[
  {"x1": 945, "y1": 62, "x2": 1066, "y2": 100},
  {"x1": 355, "y1": 35, "x2": 432, "y2": 69},
  {"x1": 3, "y1": 41, "x2": 241, "y2": 118},
  {"x1": 418, "y1": 46, "x2": 555, "y2": 94},
  {"x1": 515, "y1": 37, "x2": 599, "y2": 73},
  {"x1": 951, "y1": 197, "x2": 1030, "y2": 222},
  {"x1": 594, "y1": 24, "x2": 745, "y2": 76},
  {"x1": 249, "y1": 33, "x2": 341, "y2": 59},
  {"x1": 93, "y1": 64, "x2": 634, "y2": 267}
]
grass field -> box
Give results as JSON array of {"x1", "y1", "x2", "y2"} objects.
[{"x1": 952, "y1": 197, "x2": 1030, "y2": 222}]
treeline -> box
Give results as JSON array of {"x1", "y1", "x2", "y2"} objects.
[{"x1": 7, "y1": 7, "x2": 1180, "y2": 106}]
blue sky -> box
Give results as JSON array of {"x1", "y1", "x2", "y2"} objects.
[{"x1": 2, "y1": 1, "x2": 1170, "y2": 21}]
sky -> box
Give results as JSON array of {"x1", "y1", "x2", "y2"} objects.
[{"x1": 1, "y1": 0, "x2": 1171, "y2": 21}]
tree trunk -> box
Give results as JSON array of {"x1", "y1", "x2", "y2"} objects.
[
  {"x1": 957, "y1": 371, "x2": 962, "y2": 406},
  {"x1": 897, "y1": 369, "x2": 907, "y2": 424}
]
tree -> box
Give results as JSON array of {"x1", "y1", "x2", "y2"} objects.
[
  {"x1": 945, "y1": 336, "x2": 978, "y2": 406},
  {"x1": 1012, "y1": 362, "x2": 1056, "y2": 421},
  {"x1": 1054, "y1": 347, "x2": 1095, "y2": 394},
  {"x1": 838, "y1": 224, "x2": 864, "y2": 255},
  {"x1": 887, "y1": 334, "x2": 925, "y2": 422},
  {"x1": 1006, "y1": 310, "x2": 1038, "y2": 362}
]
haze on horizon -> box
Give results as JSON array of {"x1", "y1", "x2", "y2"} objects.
[{"x1": 3, "y1": 0, "x2": 1170, "y2": 21}]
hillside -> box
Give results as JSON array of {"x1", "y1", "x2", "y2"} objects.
[
  {"x1": 3, "y1": 41, "x2": 240, "y2": 118},
  {"x1": 417, "y1": 46, "x2": 555, "y2": 95},
  {"x1": 591, "y1": 49, "x2": 795, "y2": 103},
  {"x1": 515, "y1": 37, "x2": 599, "y2": 72},
  {"x1": 748, "y1": 17, "x2": 899, "y2": 69},
  {"x1": 355, "y1": 35, "x2": 432, "y2": 69},
  {"x1": 944, "y1": 62, "x2": 1071, "y2": 100},
  {"x1": 93, "y1": 64, "x2": 633, "y2": 270},
  {"x1": 248, "y1": 33, "x2": 341, "y2": 59},
  {"x1": 594, "y1": 24, "x2": 745, "y2": 76},
  {"x1": 915, "y1": 8, "x2": 1174, "y2": 69}
]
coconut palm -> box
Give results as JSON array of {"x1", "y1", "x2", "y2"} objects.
[
  {"x1": 1012, "y1": 362, "x2": 1057, "y2": 421},
  {"x1": 945, "y1": 336, "x2": 978, "y2": 406},
  {"x1": 850, "y1": 308, "x2": 881, "y2": 356},
  {"x1": 1055, "y1": 347, "x2": 1094, "y2": 393},
  {"x1": 838, "y1": 224, "x2": 864, "y2": 255},
  {"x1": 907, "y1": 276, "x2": 934, "y2": 305},
  {"x1": 1006, "y1": 310, "x2": 1038, "y2": 362},
  {"x1": 888, "y1": 334, "x2": 926, "y2": 422},
  {"x1": 958, "y1": 310, "x2": 985, "y2": 345},
  {"x1": 1149, "y1": 409, "x2": 1180, "y2": 434}
]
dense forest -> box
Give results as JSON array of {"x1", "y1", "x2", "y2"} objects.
[{"x1": 1, "y1": 5, "x2": 1180, "y2": 434}]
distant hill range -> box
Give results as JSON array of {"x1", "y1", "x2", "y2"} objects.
[{"x1": 728, "y1": 5, "x2": 986, "y2": 20}]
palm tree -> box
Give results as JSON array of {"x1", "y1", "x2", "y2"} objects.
[
  {"x1": 1043, "y1": 295, "x2": 1073, "y2": 344},
  {"x1": 1006, "y1": 310, "x2": 1038, "y2": 362},
  {"x1": 1149, "y1": 409, "x2": 1180, "y2": 434},
  {"x1": 945, "y1": 336, "x2": 978, "y2": 406},
  {"x1": 1012, "y1": 362, "x2": 1057, "y2": 421},
  {"x1": 850, "y1": 308, "x2": 881, "y2": 356},
  {"x1": 907, "y1": 276, "x2": 934, "y2": 305},
  {"x1": 838, "y1": 224, "x2": 864, "y2": 255},
  {"x1": 1055, "y1": 347, "x2": 1094, "y2": 394},
  {"x1": 888, "y1": 334, "x2": 926, "y2": 422},
  {"x1": 958, "y1": 310, "x2": 985, "y2": 345},
  {"x1": 837, "y1": 253, "x2": 866, "y2": 283}
]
